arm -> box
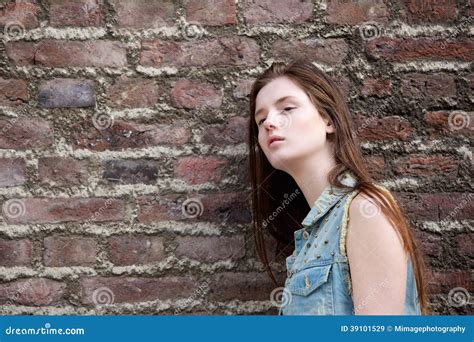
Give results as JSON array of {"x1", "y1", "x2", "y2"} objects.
[{"x1": 346, "y1": 193, "x2": 408, "y2": 315}]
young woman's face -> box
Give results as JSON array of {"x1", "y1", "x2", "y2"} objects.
[{"x1": 254, "y1": 76, "x2": 334, "y2": 171}]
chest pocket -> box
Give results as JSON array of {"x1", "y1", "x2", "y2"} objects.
[{"x1": 283, "y1": 261, "x2": 334, "y2": 315}]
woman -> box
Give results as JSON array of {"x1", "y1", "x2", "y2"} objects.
[{"x1": 248, "y1": 60, "x2": 429, "y2": 315}]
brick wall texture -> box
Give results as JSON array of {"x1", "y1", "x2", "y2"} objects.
[{"x1": 0, "y1": 0, "x2": 472, "y2": 315}]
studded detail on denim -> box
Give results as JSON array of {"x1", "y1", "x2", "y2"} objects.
[{"x1": 278, "y1": 171, "x2": 422, "y2": 315}]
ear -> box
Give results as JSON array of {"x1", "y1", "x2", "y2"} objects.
[{"x1": 324, "y1": 118, "x2": 335, "y2": 134}]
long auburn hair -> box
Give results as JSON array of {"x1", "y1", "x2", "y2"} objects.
[{"x1": 248, "y1": 60, "x2": 430, "y2": 315}]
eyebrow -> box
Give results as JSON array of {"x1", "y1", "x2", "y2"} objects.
[{"x1": 254, "y1": 96, "x2": 298, "y2": 119}]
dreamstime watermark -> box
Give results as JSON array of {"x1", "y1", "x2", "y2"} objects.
[
  {"x1": 439, "y1": 193, "x2": 473, "y2": 227},
  {"x1": 270, "y1": 287, "x2": 292, "y2": 308},
  {"x1": 358, "y1": 197, "x2": 381, "y2": 219},
  {"x1": 181, "y1": 21, "x2": 205, "y2": 41},
  {"x1": 92, "y1": 112, "x2": 114, "y2": 131},
  {"x1": 174, "y1": 280, "x2": 210, "y2": 315},
  {"x1": 448, "y1": 111, "x2": 471, "y2": 131},
  {"x1": 359, "y1": 21, "x2": 382, "y2": 41},
  {"x1": 4, "y1": 280, "x2": 33, "y2": 306},
  {"x1": 447, "y1": 287, "x2": 471, "y2": 307},
  {"x1": 262, "y1": 189, "x2": 300, "y2": 228},
  {"x1": 181, "y1": 197, "x2": 204, "y2": 219},
  {"x1": 92, "y1": 287, "x2": 115, "y2": 306},
  {"x1": 354, "y1": 277, "x2": 390, "y2": 312},
  {"x1": 0, "y1": 2, "x2": 36, "y2": 41},
  {"x1": 1, "y1": 116, "x2": 19, "y2": 135},
  {"x1": 2, "y1": 199, "x2": 26, "y2": 220},
  {"x1": 84, "y1": 198, "x2": 114, "y2": 226}
]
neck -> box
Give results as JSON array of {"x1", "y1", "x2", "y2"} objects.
[{"x1": 284, "y1": 147, "x2": 337, "y2": 207}]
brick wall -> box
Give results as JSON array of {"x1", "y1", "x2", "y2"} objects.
[{"x1": 0, "y1": 0, "x2": 472, "y2": 315}]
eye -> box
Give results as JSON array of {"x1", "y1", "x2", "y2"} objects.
[{"x1": 282, "y1": 106, "x2": 295, "y2": 112}]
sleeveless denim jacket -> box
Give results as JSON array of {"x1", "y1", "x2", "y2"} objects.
[{"x1": 278, "y1": 171, "x2": 422, "y2": 315}]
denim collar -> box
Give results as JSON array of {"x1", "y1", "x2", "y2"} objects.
[{"x1": 301, "y1": 170, "x2": 358, "y2": 228}]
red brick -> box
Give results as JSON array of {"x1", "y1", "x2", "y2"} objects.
[
  {"x1": 367, "y1": 37, "x2": 473, "y2": 62},
  {"x1": 424, "y1": 110, "x2": 473, "y2": 135},
  {"x1": 0, "y1": 118, "x2": 53, "y2": 150},
  {"x1": 175, "y1": 235, "x2": 245, "y2": 262},
  {"x1": 401, "y1": 0, "x2": 457, "y2": 24},
  {"x1": 272, "y1": 38, "x2": 348, "y2": 65},
  {"x1": 353, "y1": 115, "x2": 415, "y2": 141},
  {"x1": 137, "y1": 192, "x2": 251, "y2": 224},
  {"x1": 0, "y1": 1, "x2": 38, "y2": 30},
  {"x1": 2, "y1": 198, "x2": 125, "y2": 224},
  {"x1": 401, "y1": 73, "x2": 456, "y2": 99},
  {"x1": 174, "y1": 156, "x2": 227, "y2": 184},
  {"x1": 0, "y1": 278, "x2": 66, "y2": 305},
  {"x1": 71, "y1": 119, "x2": 190, "y2": 151},
  {"x1": 106, "y1": 76, "x2": 160, "y2": 109},
  {"x1": 102, "y1": 159, "x2": 159, "y2": 185},
  {"x1": 393, "y1": 154, "x2": 459, "y2": 177},
  {"x1": 185, "y1": 0, "x2": 236, "y2": 26},
  {"x1": 361, "y1": 78, "x2": 391, "y2": 97},
  {"x1": 139, "y1": 36, "x2": 260, "y2": 67},
  {"x1": 80, "y1": 276, "x2": 195, "y2": 304},
  {"x1": 427, "y1": 270, "x2": 473, "y2": 294},
  {"x1": 242, "y1": 0, "x2": 313, "y2": 25},
  {"x1": 7, "y1": 40, "x2": 127, "y2": 67},
  {"x1": 233, "y1": 78, "x2": 255, "y2": 99},
  {"x1": 201, "y1": 116, "x2": 248, "y2": 145},
  {"x1": 107, "y1": 235, "x2": 165, "y2": 266},
  {"x1": 0, "y1": 238, "x2": 32, "y2": 266},
  {"x1": 395, "y1": 192, "x2": 474, "y2": 221},
  {"x1": 412, "y1": 230, "x2": 442, "y2": 259},
  {"x1": 365, "y1": 155, "x2": 385, "y2": 179},
  {"x1": 0, "y1": 158, "x2": 26, "y2": 187},
  {"x1": 454, "y1": 234, "x2": 473, "y2": 259},
  {"x1": 49, "y1": 0, "x2": 104, "y2": 27},
  {"x1": 171, "y1": 79, "x2": 223, "y2": 109},
  {"x1": 38, "y1": 157, "x2": 89, "y2": 185},
  {"x1": 43, "y1": 236, "x2": 98, "y2": 267},
  {"x1": 208, "y1": 271, "x2": 284, "y2": 301},
  {"x1": 0, "y1": 78, "x2": 29, "y2": 106},
  {"x1": 110, "y1": 0, "x2": 175, "y2": 28},
  {"x1": 326, "y1": 0, "x2": 389, "y2": 25}
]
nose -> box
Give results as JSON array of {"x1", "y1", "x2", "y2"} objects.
[{"x1": 262, "y1": 112, "x2": 278, "y2": 130}]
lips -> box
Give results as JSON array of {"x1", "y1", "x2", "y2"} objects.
[{"x1": 268, "y1": 135, "x2": 285, "y2": 147}]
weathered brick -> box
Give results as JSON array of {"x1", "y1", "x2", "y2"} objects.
[
  {"x1": 7, "y1": 40, "x2": 127, "y2": 67},
  {"x1": 353, "y1": 115, "x2": 415, "y2": 141},
  {"x1": 400, "y1": 73, "x2": 456, "y2": 99},
  {"x1": 201, "y1": 116, "x2": 248, "y2": 145},
  {"x1": 38, "y1": 78, "x2": 96, "y2": 108},
  {"x1": 424, "y1": 110, "x2": 473, "y2": 135},
  {"x1": 175, "y1": 235, "x2": 245, "y2": 262},
  {"x1": 107, "y1": 235, "x2": 165, "y2": 265},
  {"x1": 0, "y1": 1, "x2": 38, "y2": 30},
  {"x1": 233, "y1": 78, "x2": 255, "y2": 99},
  {"x1": 272, "y1": 38, "x2": 348, "y2": 65},
  {"x1": 106, "y1": 76, "x2": 160, "y2": 109},
  {"x1": 137, "y1": 192, "x2": 251, "y2": 224},
  {"x1": 393, "y1": 154, "x2": 459, "y2": 177},
  {"x1": 242, "y1": 0, "x2": 313, "y2": 25},
  {"x1": 401, "y1": 0, "x2": 457, "y2": 24},
  {"x1": 0, "y1": 158, "x2": 26, "y2": 187},
  {"x1": 49, "y1": 0, "x2": 104, "y2": 27},
  {"x1": 0, "y1": 278, "x2": 66, "y2": 305},
  {"x1": 2, "y1": 198, "x2": 125, "y2": 224},
  {"x1": 361, "y1": 78, "x2": 391, "y2": 97},
  {"x1": 80, "y1": 276, "x2": 195, "y2": 304},
  {"x1": 0, "y1": 118, "x2": 53, "y2": 150},
  {"x1": 326, "y1": 0, "x2": 389, "y2": 25},
  {"x1": 102, "y1": 159, "x2": 159, "y2": 184},
  {"x1": 139, "y1": 37, "x2": 260, "y2": 67},
  {"x1": 0, "y1": 238, "x2": 32, "y2": 266},
  {"x1": 427, "y1": 270, "x2": 473, "y2": 293},
  {"x1": 208, "y1": 271, "x2": 284, "y2": 301},
  {"x1": 110, "y1": 0, "x2": 175, "y2": 28},
  {"x1": 395, "y1": 192, "x2": 474, "y2": 221},
  {"x1": 185, "y1": 0, "x2": 236, "y2": 26},
  {"x1": 174, "y1": 156, "x2": 227, "y2": 184},
  {"x1": 412, "y1": 230, "x2": 442, "y2": 259},
  {"x1": 0, "y1": 78, "x2": 29, "y2": 106},
  {"x1": 38, "y1": 157, "x2": 89, "y2": 185},
  {"x1": 454, "y1": 234, "x2": 473, "y2": 259},
  {"x1": 365, "y1": 155, "x2": 385, "y2": 179},
  {"x1": 72, "y1": 119, "x2": 190, "y2": 151},
  {"x1": 171, "y1": 79, "x2": 223, "y2": 109},
  {"x1": 367, "y1": 38, "x2": 473, "y2": 62},
  {"x1": 43, "y1": 236, "x2": 98, "y2": 267}
]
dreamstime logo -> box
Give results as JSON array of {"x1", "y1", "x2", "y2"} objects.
[
  {"x1": 2, "y1": 199, "x2": 26, "y2": 219},
  {"x1": 3, "y1": 21, "x2": 25, "y2": 40},
  {"x1": 448, "y1": 111, "x2": 470, "y2": 131},
  {"x1": 447, "y1": 287, "x2": 471, "y2": 307},
  {"x1": 270, "y1": 287, "x2": 292, "y2": 308},
  {"x1": 359, "y1": 198, "x2": 380, "y2": 219},
  {"x1": 92, "y1": 113, "x2": 114, "y2": 130},
  {"x1": 181, "y1": 198, "x2": 204, "y2": 218},
  {"x1": 359, "y1": 22, "x2": 382, "y2": 41},
  {"x1": 181, "y1": 21, "x2": 204, "y2": 41},
  {"x1": 92, "y1": 287, "x2": 115, "y2": 305},
  {"x1": 262, "y1": 190, "x2": 300, "y2": 228}
]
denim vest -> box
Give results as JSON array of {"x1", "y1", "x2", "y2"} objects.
[{"x1": 278, "y1": 171, "x2": 422, "y2": 315}]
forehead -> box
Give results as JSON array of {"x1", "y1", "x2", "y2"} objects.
[{"x1": 255, "y1": 76, "x2": 307, "y2": 110}]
